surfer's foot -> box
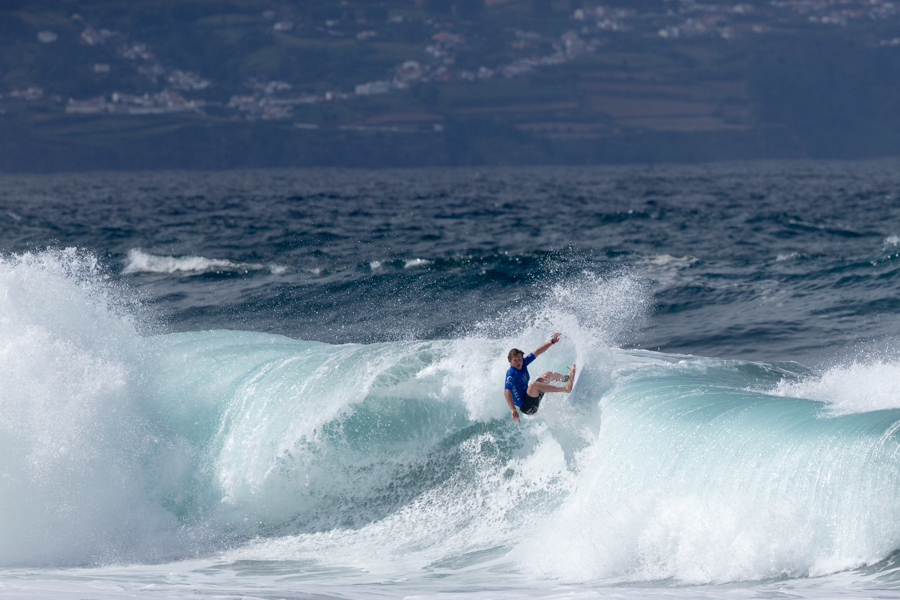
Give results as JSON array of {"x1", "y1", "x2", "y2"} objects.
[{"x1": 565, "y1": 364, "x2": 576, "y2": 392}]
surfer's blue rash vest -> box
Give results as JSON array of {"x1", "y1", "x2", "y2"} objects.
[{"x1": 505, "y1": 352, "x2": 536, "y2": 407}]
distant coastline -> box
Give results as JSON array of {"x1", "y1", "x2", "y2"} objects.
[{"x1": 3, "y1": 0, "x2": 900, "y2": 171}]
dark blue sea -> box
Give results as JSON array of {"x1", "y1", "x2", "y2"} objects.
[{"x1": 3, "y1": 161, "x2": 900, "y2": 599}]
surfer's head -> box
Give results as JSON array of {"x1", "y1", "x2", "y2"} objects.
[{"x1": 508, "y1": 348, "x2": 524, "y2": 369}]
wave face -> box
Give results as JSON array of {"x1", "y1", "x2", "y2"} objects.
[
  {"x1": 525, "y1": 356, "x2": 900, "y2": 584},
  {"x1": 4, "y1": 249, "x2": 900, "y2": 588}
]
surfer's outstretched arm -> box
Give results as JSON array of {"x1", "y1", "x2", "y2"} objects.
[{"x1": 532, "y1": 332, "x2": 561, "y2": 357}]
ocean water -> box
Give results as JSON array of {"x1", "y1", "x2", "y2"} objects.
[{"x1": 2, "y1": 161, "x2": 900, "y2": 599}]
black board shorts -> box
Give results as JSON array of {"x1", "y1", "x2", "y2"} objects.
[{"x1": 519, "y1": 391, "x2": 544, "y2": 415}]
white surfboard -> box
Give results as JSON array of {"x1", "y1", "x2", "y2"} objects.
[{"x1": 567, "y1": 355, "x2": 584, "y2": 407}]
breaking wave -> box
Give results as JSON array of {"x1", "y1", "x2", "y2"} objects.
[{"x1": 2, "y1": 249, "x2": 900, "y2": 588}]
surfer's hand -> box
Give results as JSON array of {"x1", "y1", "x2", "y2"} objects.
[
  {"x1": 511, "y1": 409, "x2": 520, "y2": 423},
  {"x1": 551, "y1": 332, "x2": 561, "y2": 344}
]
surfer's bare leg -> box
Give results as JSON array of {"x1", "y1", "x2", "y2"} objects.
[
  {"x1": 527, "y1": 365, "x2": 576, "y2": 396},
  {"x1": 527, "y1": 381, "x2": 563, "y2": 394},
  {"x1": 536, "y1": 371, "x2": 568, "y2": 383}
]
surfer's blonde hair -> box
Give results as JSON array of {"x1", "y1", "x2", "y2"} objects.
[{"x1": 507, "y1": 348, "x2": 524, "y2": 362}]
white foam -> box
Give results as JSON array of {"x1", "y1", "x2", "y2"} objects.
[
  {"x1": 884, "y1": 235, "x2": 900, "y2": 248},
  {"x1": 646, "y1": 254, "x2": 697, "y2": 267},
  {"x1": 221, "y1": 424, "x2": 575, "y2": 578},
  {"x1": 404, "y1": 258, "x2": 432, "y2": 269},
  {"x1": 121, "y1": 248, "x2": 272, "y2": 275},
  {"x1": 0, "y1": 249, "x2": 183, "y2": 566},
  {"x1": 772, "y1": 359, "x2": 900, "y2": 414}
]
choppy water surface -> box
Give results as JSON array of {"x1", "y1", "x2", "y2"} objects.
[{"x1": 2, "y1": 161, "x2": 900, "y2": 599}]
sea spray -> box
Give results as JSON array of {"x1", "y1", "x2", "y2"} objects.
[
  {"x1": 772, "y1": 357, "x2": 900, "y2": 414},
  {"x1": 0, "y1": 249, "x2": 181, "y2": 566}
]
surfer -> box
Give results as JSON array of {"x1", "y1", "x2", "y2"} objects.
[{"x1": 504, "y1": 333, "x2": 576, "y2": 422}]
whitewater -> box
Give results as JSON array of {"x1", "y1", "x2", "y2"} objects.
[{"x1": 3, "y1": 163, "x2": 900, "y2": 599}]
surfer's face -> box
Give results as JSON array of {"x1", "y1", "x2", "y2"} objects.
[{"x1": 509, "y1": 355, "x2": 523, "y2": 369}]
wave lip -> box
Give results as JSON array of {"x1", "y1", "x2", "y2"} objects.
[
  {"x1": 122, "y1": 248, "x2": 282, "y2": 276},
  {"x1": 772, "y1": 359, "x2": 900, "y2": 415}
]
